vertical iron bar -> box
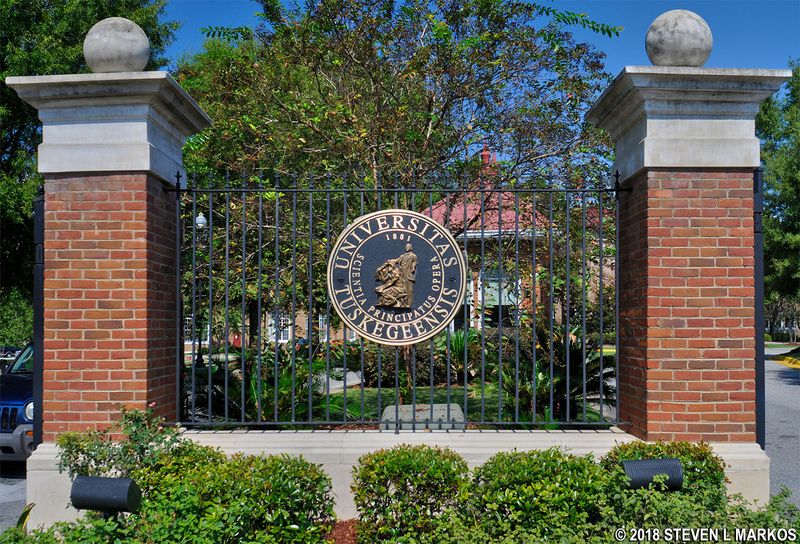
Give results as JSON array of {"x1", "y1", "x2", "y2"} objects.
[
  {"x1": 411, "y1": 184, "x2": 420, "y2": 430},
  {"x1": 598, "y1": 191, "x2": 605, "y2": 420},
  {"x1": 207, "y1": 186, "x2": 214, "y2": 422},
  {"x1": 514, "y1": 191, "x2": 521, "y2": 423},
  {"x1": 173, "y1": 173, "x2": 183, "y2": 424},
  {"x1": 394, "y1": 188, "x2": 400, "y2": 433},
  {"x1": 240, "y1": 175, "x2": 248, "y2": 423},
  {"x1": 342, "y1": 189, "x2": 349, "y2": 422},
  {"x1": 615, "y1": 176, "x2": 622, "y2": 426},
  {"x1": 307, "y1": 179, "x2": 314, "y2": 422},
  {"x1": 426, "y1": 182, "x2": 434, "y2": 426},
  {"x1": 256, "y1": 178, "x2": 264, "y2": 422},
  {"x1": 462, "y1": 180, "x2": 469, "y2": 423},
  {"x1": 32, "y1": 185, "x2": 44, "y2": 445},
  {"x1": 224, "y1": 173, "x2": 231, "y2": 421},
  {"x1": 290, "y1": 176, "x2": 298, "y2": 422},
  {"x1": 377, "y1": 343, "x2": 383, "y2": 425},
  {"x1": 754, "y1": 167, "x2": 765, "y2": 449},
  {"x1": 497, "y1": 189, "x2": 504, "y2": 422},
  {"x1": 582, "y1": 191, "x2": 587, "y2": 421},
  {"x1": 479, "y1": 180, "x2": 486, "y2": 422},
  {"x1": 325, "y1": 182, "x2": 331, "y2": 421},
  {"x1": 376, "y1": 176, "x2": 383, "y2": 425},
  {"x1": 273, "y1": 176, "x2": 281, "y2": 423},
  {"x1": 190, "y1": 177, "x2": 198, "y2": 421},
  {"x1": 532, "y1": 192, "x2": 538, "y2": 423},
  {"x1": 432, "y1": 336, "x2": 438, "y2": 426},
  {"x1": 360, "y1": 182, "x2": 366, "y2": 421},
  {"x1": 394, "y1": 348, "x2": 400, "y2": 433},
  {"x1": 565, "y1": 192, "x2": 571, "y2": 422},
  {"x1": 444, "y1": 189, "x2": 451, "y2": 421},
  {"x1": 548, "y1": 191, "x2": 554, "y2": 422}
]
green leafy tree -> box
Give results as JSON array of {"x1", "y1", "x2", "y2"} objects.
[
  {"x1": 176, "y1": 0, "x2": 620, "y2": 347},
  {"x1": 0, "y1": 287, "x2": 33, "y2": 345},
  {"x1": 0, "y1": 0, "x2": 179, "y2": 298},
  {"x1": 757, "y1": 60, "x2": 800, "y2": 307},
  {"x1": 178, "y1": 0, "x2": 618, "y2": 184}
]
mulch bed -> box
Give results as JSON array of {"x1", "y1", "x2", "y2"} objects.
[{"x1": 326, "y1": 519, "x2": 357, "y2": 544}]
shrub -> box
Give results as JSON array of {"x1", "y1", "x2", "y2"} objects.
[
  {"x1": 468, "y1": 448, "x2": 608, "y2": 540},
  {"x1": 123, "y1": 449, "x2": 334, "y2": 543},
  {"x1": 730, "y1": 488, "x2": 800, "y2": 532},
  {"x1": 765, "y1": 332, "x2": 773, "y2": 342},
  {"x1": 352, "y1": 444, "x2": 469, "y2": 542},
  {"x1": 599, "y1": 441, "x2": 730, "y2": 532},
  {"x1": 47, "y1": 407, "x2": 335, "y2": 543},
  {"x1": 600, "y1": 440, "x2": 727, "y2": 494},
  {"x1": 57, "y1": 405, "x2": 182, "y2": 478}
]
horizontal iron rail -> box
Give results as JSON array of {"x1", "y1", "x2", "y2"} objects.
[
  {"x1": 178, "y1": 420, "x2": 624, "y2": 428},
  {"x1": 174, "y1": 186, "x2": 625, "y2": 194}
]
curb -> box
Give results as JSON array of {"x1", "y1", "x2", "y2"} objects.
[{"x1": 773, "y1": 355, "x2": 800, "y2": 370}]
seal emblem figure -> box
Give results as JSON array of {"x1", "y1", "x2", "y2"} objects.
[
  {"x1": 327, "y1": 210, "x2": 467, "y2": 345},
  {"x1": 375, "y1": 243, "x2": 417, "y2": 308}
]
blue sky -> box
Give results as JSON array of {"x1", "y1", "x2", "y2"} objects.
[{"x1": 164, "y1": 0, "x2": 799, "y2": 73}]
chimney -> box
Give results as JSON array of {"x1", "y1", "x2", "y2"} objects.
[{"x1": 480, "y1": 144, "x2": 491, "y2": 165}]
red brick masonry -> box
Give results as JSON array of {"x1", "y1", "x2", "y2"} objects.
[
  {"x1": 42, "y1": 173, "x2": 177, "y2": 441},
  {"x1": 618, "y1": 168, "x2": 756, "y2": 442}
]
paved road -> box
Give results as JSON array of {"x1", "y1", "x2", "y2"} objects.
[
  {"x1": 0, "y1": 461, "x2": 26, "y2": 532},
  {"x1": 764, "y1": 346, "x2": 800, "y2": 506}
]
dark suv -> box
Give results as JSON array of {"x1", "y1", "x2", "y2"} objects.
[{"x1": 0, "y1": 344, "x2": 34, "y2": 460}]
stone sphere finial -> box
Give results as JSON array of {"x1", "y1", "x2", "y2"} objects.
[
  {"x1": 645, "y1": 10, "x2": 712, "y2": 67},
  {"x1": 84, "y1": 17, "x2": 150, "y2": 73}
]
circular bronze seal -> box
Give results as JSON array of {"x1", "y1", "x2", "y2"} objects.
[{"x1": 327, "y1": 209, "x2": 467, "y2": 345}]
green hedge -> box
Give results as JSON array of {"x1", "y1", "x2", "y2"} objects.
[
  {"x1": 351, "y1": 442, "x2": 800, "y2": 544},
  {"x1": 469, "y1": 448, "x2": 607, "y2": 540},
  {"x1": 352, "y1": 444, "x2": 469, "y2": 542},
  {"x1": 598, "y1": 441, "x2": 730, "y2": 531},
  {"x1": 123, "y1": 448, "x2": 334, "y2": 543},
  {"x1": 2, "y1": 408, "x2": 334, "y2": 544},
  {"x1": 599, "y1": 440, "x2": 727, "y2": 492}
]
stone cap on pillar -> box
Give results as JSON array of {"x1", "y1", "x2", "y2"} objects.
[
  {"x1": 586, "y1": 66, "x2": 790, "y2": 183},
  {"x1": 5, "y1": 71, "x2": 212, "y2": 184}
]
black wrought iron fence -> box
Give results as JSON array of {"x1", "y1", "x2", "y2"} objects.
[{"x1": 175, "y1": 173, "x2": 620, "y2": 430}]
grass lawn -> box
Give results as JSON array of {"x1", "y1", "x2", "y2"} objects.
[
  {"x1": 597, "y1": 345, "x2": 616, "y2": 356},
  {"x1": 327, "y1": 384, "x2": 608, "y2": 427},
  {"x1": 766, "y1": 342, "x2": 799, "y2": 349}
]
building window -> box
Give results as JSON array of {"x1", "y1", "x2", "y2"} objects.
[
  {"x1": 479, "y1": 268, "x2": 520, "y2": 328},
  {"x1": 184, "y1": 316, "x2": 193, "y2": 339},
  {"x1": 183, "y1": 315, "x2": 209, "y2": 343},
  {"x1": 270, "y1": 311, "x2": 292, "y2": 343},
  {"x1": 318, "y1": 314, "x2": 330, "y2": 342},
  {"x1": 318, "y1": 314, "x2": 357, "y2": 342}
]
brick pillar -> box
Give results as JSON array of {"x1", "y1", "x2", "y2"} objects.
[
  {"x1": 587, "y1": 67, "x2": 789, "y2": 442},
  {"x1": 7, "y1": 73, "x2": 210, "y2": 440}
]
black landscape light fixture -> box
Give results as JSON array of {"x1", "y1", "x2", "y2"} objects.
[
  {"x1": 622, "y1": 458, "x2": 683, "y2": 491},
  {"x1": 70, "y1": 475, "x2": 142, "y2": 516}
]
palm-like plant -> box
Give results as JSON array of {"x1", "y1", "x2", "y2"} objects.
[{"x1": 489, "y1": 323, "x2": 615, "y2": 424}]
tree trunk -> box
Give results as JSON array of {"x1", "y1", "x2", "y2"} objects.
[{"x1": 248, "y1": 300, "x2": 259, "y2": 348}]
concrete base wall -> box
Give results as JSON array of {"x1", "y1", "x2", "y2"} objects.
[
  {"x1": 26, "y1": 430, "x2": 770, "y2": 528},
  {"x1": 26, "y1": 443, "x2": 80, "y2": 530}
]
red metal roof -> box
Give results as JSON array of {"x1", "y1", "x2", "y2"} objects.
[{"x1": 424, "y1": 190, "x2": 546, "y2": 233}]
